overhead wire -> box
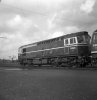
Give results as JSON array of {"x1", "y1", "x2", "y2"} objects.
[
  {"x1": 0, "y1": 2, "x2": 72, "y2": 22},
  {"x1": 0, "y1": 2, "x2": 48, "y2": 17}
]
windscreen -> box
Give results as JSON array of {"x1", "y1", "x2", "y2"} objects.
[
  {"x1": 77, "y1": 35, "x2": 90, "y2": 44},
  {"x1": 77, "y1": 36, "x2": 84, "y2": 43},
  {"x1": 92, "y1": 34, "x2": 97, "y2": 44},
  {"x1": 84, "y1": 35, "x2": 91, "y2": 44}
]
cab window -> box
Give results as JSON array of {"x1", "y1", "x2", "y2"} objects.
[
  {"x1": 77, "y1": 36, "x2": 84, "y2": 43},
  {"x1": 70, "y1": 37, "x2": 76, "y2": 44},
  {"x1": 84, "y1": 35, "x2": 91, "y2": 44},
  {"x1": 70, "y1": 38, "x2": 73, "y2": 44},
  {"x1": 93, "y1": 34, "x2": 97, "y2": 43},
  {"x1": 64, "y1": 39, "x2": 69, "y2": 45}
]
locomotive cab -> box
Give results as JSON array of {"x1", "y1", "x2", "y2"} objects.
[
  {"x1": 64, "y1": 32, "x2": 91, "y2": 57},
  {"x1": 76, "y1": 33, "x2": 91, "y2": 57},
  {"x1": 91, "y1": 30, "x2": 97, "y2": 58}
]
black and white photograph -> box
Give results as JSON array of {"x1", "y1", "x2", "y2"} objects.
[{"x1": 0, "y1": 0, "x2": 97, "y2": 100}]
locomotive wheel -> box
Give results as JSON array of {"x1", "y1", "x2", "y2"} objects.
[
  {"x1": 71, "y1": 62, "x2": 81, "y2": 68},
  {"x1": 51, "y1": 57, "x2": 60, "y2": 67},
  {"x1": 71, "y1": 57, "x2": 81, "y2": 68},
  {"x1": 52, "y1": 62, "x2": 59, "y2": 67}
]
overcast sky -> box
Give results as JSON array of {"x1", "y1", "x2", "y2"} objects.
[{"x1": 0, "y1": 0, "x2": 97, "y2": 59}]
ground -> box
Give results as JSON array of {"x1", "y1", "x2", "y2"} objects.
[{"x1": 0, "y1": 67, "x2": 97, "y2": 100}]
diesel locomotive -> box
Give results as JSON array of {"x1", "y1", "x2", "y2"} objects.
[
  {"x1": 18, "y1": 31, "x2": 93, "y2": 67},
  {"x1": 91, "y1": 30, "x2": 97, "y2": 65}
]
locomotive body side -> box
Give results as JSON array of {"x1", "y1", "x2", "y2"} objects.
[{"x1": 18, "y1": 31, "x2": 91, "y2": 67}]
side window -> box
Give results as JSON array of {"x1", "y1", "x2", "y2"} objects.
[
  {"x1": 64, "y1": 39, "x2": 69, "y2": 45},
  {"x1": 65, "y1": 39, "x2": 68, "y2": 44},
  {"x1": 74, "y1": 38, "x2": 76, "y2": 43},
  {"x1": 70, "y1": 37, "x2": 76, "y2": 44},
  {"x1": 70, "y1": 38, "x2": 73, "y2": 44}
]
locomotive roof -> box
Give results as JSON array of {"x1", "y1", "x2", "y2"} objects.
[
  {"x1": 19, "y1": 31, "x2": 88, "y2": 49},
  {"x1": 93, "y1": 29, "x2": 97, "y2": 34}
]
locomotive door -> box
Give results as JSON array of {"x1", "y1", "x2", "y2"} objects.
[{"x1": 64, "y1": 38, "x2": 69, "y2": 54}]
